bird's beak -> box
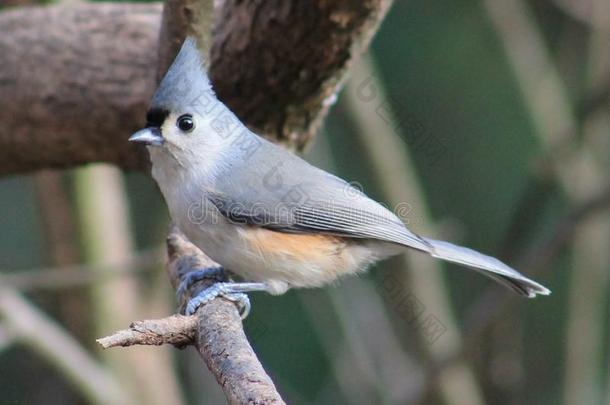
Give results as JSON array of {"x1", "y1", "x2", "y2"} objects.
[{"x1": 129, "y1": 128, "x2": 164, "y2": 146}]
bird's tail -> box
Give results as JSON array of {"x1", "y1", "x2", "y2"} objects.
[{"x1": 422, "y1": 238, "x2": 550, "y2": 298}]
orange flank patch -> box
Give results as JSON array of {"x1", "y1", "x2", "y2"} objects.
[
  {"x1": 241, "y1": 227, "x2": 346, "y2": 262},
  {"x1": 234, "y1": 226, "x2": 376, "y2": 287}
]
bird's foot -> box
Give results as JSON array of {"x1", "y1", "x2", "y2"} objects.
[
  {"x1": 185, "y1": 282, "x2": 269, "y2": 319},
  {"x1": 176, "y1": 266, "x2": 226, "y2": 300}
]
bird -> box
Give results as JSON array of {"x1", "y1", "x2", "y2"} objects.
[{"x1": 129, "y1": 38, "x2": 550, "y2": 317}]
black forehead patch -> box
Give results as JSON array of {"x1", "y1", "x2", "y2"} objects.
[{"x1": 146, "y1": 108, "x2": 169, "y2": 128}]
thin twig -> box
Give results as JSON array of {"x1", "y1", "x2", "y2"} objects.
[
  {"x1": 97, "y1": 315, "x2": 198, "y2": 349},
  {"x1": 98, "y1": 226, "x2": 286, "y2": 405},
  {"x1": 0, "y1": 247, "x2": 162, "y2": 291},
  {"x1": 0, "y1": 287, "x2": 130, "y2": 405}
]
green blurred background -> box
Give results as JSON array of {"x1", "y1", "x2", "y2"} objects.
[{"x1": 1, "y1": 0, "x2": 609, "y2": 404}]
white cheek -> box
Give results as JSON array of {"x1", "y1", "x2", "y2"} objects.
[
  {"x1": 155, "y1": 109, "x2": 247, "y2": 181},
  {"x1": 196, "y1": 115, "x2": 238, "y2": 149}
]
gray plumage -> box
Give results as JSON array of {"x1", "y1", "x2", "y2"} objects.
[
  {"x1": 131, "y1": 38, "x2": 550, "y2": 299},
  {"x1": 151, "y1": 37, "x2": 215, "y2": 113},
  {"x1": 206, "y1": 139, "x2": 432, "y2": 252}
]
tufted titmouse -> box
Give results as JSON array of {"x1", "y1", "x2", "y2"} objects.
[{"x1": 130, "y1": 38, "x2": 550, "y2": 317}]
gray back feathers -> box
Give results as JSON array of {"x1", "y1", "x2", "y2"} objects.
[{"x1": 208, "y1": 138, "x2": 432, "y2": 252}]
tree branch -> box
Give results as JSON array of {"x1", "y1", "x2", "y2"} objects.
[
  {"x1": 158, "y1": 0, "x2": 215, "y2": 74},
  {"x1": 0, "y1": 0, "x2": 392, "y2": 176},
  {"x1": 209, "y1": 0, "x2": 394, "y2": 148},
  {"x1": 0, "y1": 3, "x2": 160, "y2": 175},
  {"x1": 98, "y1": 227, "x2": 286, "y2": 405}
]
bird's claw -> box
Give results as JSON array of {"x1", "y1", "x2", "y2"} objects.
[
  {"x1": 185, "y1": 283, "x2": 251, "y2": 319},
  {"x1": 176, "y1": 266, "x2": 225, "y2": 300}
]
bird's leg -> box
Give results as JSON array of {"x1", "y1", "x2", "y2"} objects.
[
  {"x1": 185, "y1": 282, "x2": 271, "y2": 319},
  {"x1": 176, "y1": 266, "x2": 226, "y2": 300}
]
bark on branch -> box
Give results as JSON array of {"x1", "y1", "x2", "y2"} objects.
[
  {"x1": 98, "y1": 227, "x2": 286, "y2": 405},
  {"x1": 0, "y1": 0, "x2": 392, "y2": 176},
  {"x1": 0, "y1": 3, "x2": 160, "y2": 175}
]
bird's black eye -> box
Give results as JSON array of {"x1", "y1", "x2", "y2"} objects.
[{"x1": 177, "y1": 114, "x2": 195, "y2": 132}]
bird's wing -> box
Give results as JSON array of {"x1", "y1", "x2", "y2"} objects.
[
  {"x1": 205, "y1": 137, "x2": 549, "y2": 298},
  {"x1": 207, "y1": 141, "x2": 430, "y2": 252}
]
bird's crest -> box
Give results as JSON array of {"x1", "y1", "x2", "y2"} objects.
[{"x1": 151, "y1": 37, "x2": 215, "y2": 112}]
